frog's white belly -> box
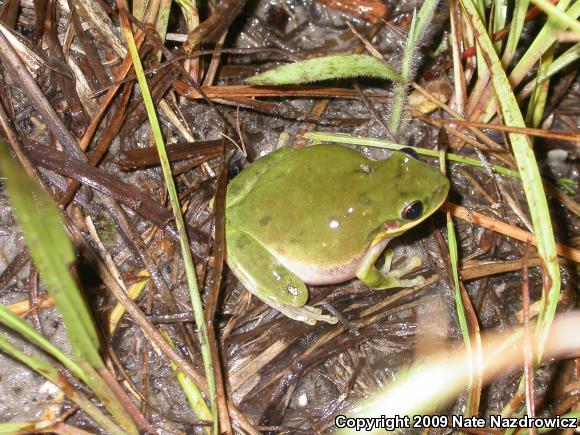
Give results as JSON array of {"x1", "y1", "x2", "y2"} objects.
[
  {"x1": 278, "y1": 238, "x2": 391, "y2": 286},
  {"x1": 279, "y1": 254, "x2": 363, "y2": 285}
]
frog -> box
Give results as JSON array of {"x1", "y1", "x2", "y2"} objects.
[{"x1": 225, "y1": 144, "x2": 450, "y2": 325}]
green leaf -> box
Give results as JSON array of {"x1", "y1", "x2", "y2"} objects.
[
  {"x1": 0, "y1": 143, "x2": 101, "y2": 365},
  {"x1": 246, "y1": 54, "x2": 401, "y2": 85}
]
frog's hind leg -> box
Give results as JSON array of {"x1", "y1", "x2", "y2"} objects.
[
  {"x1": 226, "y1": 225, "x2": 338, "y2": 325},
  {"x1": 357, "y1": 242, "x2": 425, "y2": 290}
]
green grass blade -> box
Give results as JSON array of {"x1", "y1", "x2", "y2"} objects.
[
  {"x1": 525, "y1": 46, "x2": 554, "y2": 128},
  {"x1": 0, "y1": 422, "x2": 51, "y2": 433},
  {"x1": 304, "y1": 132, "x2": 521, "y2": 178},
  {"x1": 492, "y1": 0, "x2": 508, "y2": 52},
  {"x1": 0, "y1": 333, "x2": 125, "y2": 435},
  {"x1": 501, "y1": 0, "x2": 530, "y2": 66},
  {"x1": 509, "y1": 0, "x2": 580, "y2": 86},
  {"x1": 162, "y1": 329, "x2": 212, "y2": 433},
  {"x1": 389, "y1": 10, "x2": 418, "y2": 136},
  {"x1": 439, "y1": 142, "x2": 478, "y2": 414},
  {"x1": 539, "y1": 42, "x2": 580, "y2": 82},
  {"x1": 0, "y1": 143, "x2": 100, "y2": 365},
  {"x1": 0, "y1": 143, "x2": 139, "y2": 433},
  {"x1": 446, "y1": 211, "x2": 476, "y2": 406},
  {"x1": 118, "y1": 9, "x2": 217, "y2": 434},
  {"x1": 529, "y1": 0, "x2": 580, "y2": 33},
  {"x1": 155, "y1": 0, "x2": 173, "y2": 47},
  {"x1": 246, "y1": 54, "x2": 401, "y2": 85},
  {"x1": 0, "y1": 303, "x2": 88, "y2": 383},
  {"x1": 518, "y1": 42, "x2": 580, "y2": 100},
  {"x1": 0, "y1": 304, "x2": 138, "y2": 433},
  {"x1": 460, "y1": 0, "x2": 560, "y2": 362}
]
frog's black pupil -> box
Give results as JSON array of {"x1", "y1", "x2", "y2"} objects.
[
  {"x1": 402, "y1": 201, "x2": 424, "y2": 220},
  {"x1": 400, "y1": 147, "x2": 419, "y2": 159}
]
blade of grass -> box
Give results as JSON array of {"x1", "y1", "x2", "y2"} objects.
[
  {"x1": 388, "y1": 9, "x2": 418, "y2": 136},
  {"x1": 475, "y1": 0, "x2": 579, "y2": 124},
  {"x1": 473, "y1": 0, "x2": 490, "y2": 89},
  {"x1": 0, "y1": 303, "x2": 88, "y2": 383},
  {"x1": 509, "y1": 0, "x2": 579, "y2": 89},
  {"x1": 304, "y1": 131, "x2": 520, "y2": 178},
  {"x1": 0, "y1": 144, "x2": 140, "y2": 433},
  {"x1": 501, "y1": 0, "x2": 530, "y2": 66},
  {"x1": 155, "y1": 0, "x2": 173, "y2": 43},
  {"x1": 460, "y1": 0, "x2": 561, "y2": 367},
  {"x1": 439, "y1": 144, "x2": 482, "y2": 416},
  {"x1": 0, "y1": 144, "x2": 99, "y2": 363},
  {"x1": 0, "y1": 332, "x2": 125, "y2": 435},
  {"x1": 117, "y1": 7, "x2": 217, "y2": 434},
  {"x1": 0, "y1": 422, "x2": 47, "y2": 433},
  {"x1": 445, "y1": 214, "x2": 475, "y2": 413},
  {"x1": 109, "y1": 271, "x2": 149, "y2": 334},
  {"x1": 525, "y1": 46, "x2": 554, "y2": 128},
  {"x1": 246, "y1": 54, "x2": 400, "y2": 85},
  {"x1": 529, "y1": 0, "x2": 580, "y2": 33},
  {"x1": 0, "y1": 304, "x2": 142, "y2": 433},
  {"x1": 492, "y1": 0, "x2": 508, "y2": 52},
  {"x1": 517, "y1": 42, "x2": 580, "y2": 100},
  {"x1": 161, "y1": 329, "x2": 212, "y2": 433}
]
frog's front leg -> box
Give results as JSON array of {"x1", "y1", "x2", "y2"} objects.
[
  {"x1": 356, "y1": 240, "x2": 425, "y2": 290},
  {"x1": 226, "y1": 225, "x2": 338, "y2": 325}
]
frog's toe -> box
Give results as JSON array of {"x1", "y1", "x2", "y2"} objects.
[
  {"x1": 392, "y1": 275, "x2": 425, "y2": 288},
  {"x1": 390, "y1": 255, "x2": 422, "y2": 278},
  {"x1": 259, "y1": 296, "x2": 338, "y2": 325},
  {"x1": 378, "y1": 248, "x2": 395, "y2": 274},
  {"x1": 358, "y1": 253, "x2": 425, "y2": 290},
  {"x1": 302, "y1": 305, "x2": 339, "y2": 324}
]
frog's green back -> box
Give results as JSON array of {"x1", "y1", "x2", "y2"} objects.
[
  {"x1": 226, "y1": 144, "x2": 448, "y2": 269},
  {"x1": 226, "y1": 146, "x2": 293, "y2": 208}
]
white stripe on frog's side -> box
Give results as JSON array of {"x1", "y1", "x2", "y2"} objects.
[{"x1": 278, "y1": 237, "x2": 392, "y2": 286}]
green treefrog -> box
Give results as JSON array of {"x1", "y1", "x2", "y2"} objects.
[{"x1": 225, "y1": 144, "x2": 450, "y2": 325}]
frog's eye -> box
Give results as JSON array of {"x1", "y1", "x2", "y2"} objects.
[
  {"x1": 402, "y1": 200, "x2": 424, "y2": 220},
  {"x1": 399, "y1": 147, "x2": 419, "y2": 159}
]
